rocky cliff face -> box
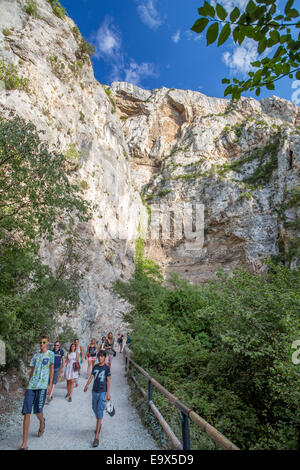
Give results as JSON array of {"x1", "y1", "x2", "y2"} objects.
[
  {"x1": 0, "y1": 0, "x2": 146, "y2": 342},
  {"x1": 0, "y1": 0, "x2": 299, "y2": 341},
  {"x1": 110, "y1": 82, "x2": 300, "y2": 281}
]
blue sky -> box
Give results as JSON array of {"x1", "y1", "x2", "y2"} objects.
[{"x1": 61, "y1": 0, "x2": 298, "y2": 103}]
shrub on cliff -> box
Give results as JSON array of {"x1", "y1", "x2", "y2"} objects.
[{"x1": 47, "y1": 0, "x2": 66, "y2": 19}]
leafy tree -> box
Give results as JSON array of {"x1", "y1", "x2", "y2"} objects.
[
  {"x1": 191, "y1": 0, "x2": 300, "y2": 99},
  {"x1": 0, "y1": 113, "x2": 91, "y2": 365},
  {"x1": 0, "y1": 113, "x2": 90, "y2": 243},
  {"x1": 0, "y1": 241, "x2": 80, "y2": 365},
  {"x1": 114, "y1": 261, "x2": 300, "y2": 449}
]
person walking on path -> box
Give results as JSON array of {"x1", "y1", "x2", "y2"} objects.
[
  {"x1": 118, "y1": 334, "x2": 124, "y2": 353},
  {"x1": 99, "y1": 336, "x2": 106, "y2": 351},
  {"x1": 19, "y1": 335, "x2": 54, "y2": 450},
  {"x1": 47, "y1": 340, "x2": 65, "y2": 403},
  {"x1": 86, "y1": 338, "x2": 97, "y2": 378},
  {"x1": 64, "y1": 343, "x2": 79, "y2": 402},
  {"x1": 84, "y1": 350, "x2": 111, "y2": 448},
  {"x1": 104, "y1": 332, "x2": 115, "y2": 369},
  {"x1": 74, "y1": 338, "x2": 85, "y2": 388}
]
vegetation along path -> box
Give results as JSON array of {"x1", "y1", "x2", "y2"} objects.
[{"x1": 0, "y1": 353, "x2": 158, "y2": 450}]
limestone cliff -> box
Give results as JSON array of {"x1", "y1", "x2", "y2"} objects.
[
  {"x1": 0, "y1": 0, "x2": 299, "y2": 342},
  {"x1": 0, "y1": 0, "x2": 146, "y2": 342},
  {"x1": 110, "y1": 82, "x2": 300, "y2": 281}
]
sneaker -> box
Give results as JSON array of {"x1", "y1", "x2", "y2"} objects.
[{"x1": 68, "y1": 397, "x2": 72, "y2": 402}]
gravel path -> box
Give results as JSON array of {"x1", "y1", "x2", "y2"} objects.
[{"x1": 0, "y1": 352, "x2": 159, "y2": 450}]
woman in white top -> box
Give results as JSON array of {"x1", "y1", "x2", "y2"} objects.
[
  {"x1": 99, "y1": 336, "x2": 106, "y2": 351},
  {"x1": 64, "y1": 343, "x2": 79, "y2": 402}
]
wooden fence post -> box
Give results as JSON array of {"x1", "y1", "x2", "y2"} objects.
[
  {"x1": 181, "y1": 412, "x2": 191, "y2": 450},
  {"x1": 148, "y1": 380, "x2": 153, "y2": 411}
]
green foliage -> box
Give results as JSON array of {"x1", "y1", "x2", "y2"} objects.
[
  {"x1": 76, "y1": 38, "x2": 96, "y2": 63},
  {"x1": 103, "y1": 86, "x2": 116, "y2": 113},
  {"x1": 238, "y1": 191, "x2": 252, "y2": 201},
  {"x1": 135, "y1": 237, "x2": 145, "y2": 265},
  {"x1": 79, "y1": 180, "x2": 89, "y2": 190},
  {"x1": 0, "y1": 241, "x2": 79, "y2": 366},
  {"x1": 0, "y1": 114, "x2": 90, "y2": 366},
  {"x1": 2, "y1": 28, "x2": 13, "y2": 37},
  {"x1": 191, "y1": 1, "x2": 300, "y2": 99},
  {"x1": 72, "y1": 26, "x2": 81, "y2": 43},
  {"x1": 157, "y1": 188, "x2": 171, "y2": 197},
  {"x1": 114, "y1": 261, "x2": 300, "y2": 449},
  {"x1": 47, "y1": 0, "x2": 66, "y2": 19},
  {"x1": 64, "y1": 144, "x2": 81, "y2": 166},
  {"x1": 68, "y1": 60, "x2": 83, "y2": 78},
  {"x1": 79, "y1": 110, "x2": 85, "y2": 123},
  {"x1": 140, "y1": 194, "x2": 152, "y2": 221},
  {"x1": 0, "y1": 113, "x2": 90, "y2": 242},
  {"x1": 282, "y1": 186, "x2": 300, "y2": 210},
  {"x1": 0, "y1": 60, "x2": 30, "y2": 93},
  {"x1": 48, "y1": 55, "x2": 66, "y2": 80},
  {"x1": 218, "y1": 131, "x2": 282, "y2": 187},
  {"x1": 23, "y1": 1, "x2": 38, "y2": 17}
]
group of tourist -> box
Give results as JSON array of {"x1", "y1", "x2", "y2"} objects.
[{"x1": 18, "y1": 331, "x2": 130, "y2": 450}]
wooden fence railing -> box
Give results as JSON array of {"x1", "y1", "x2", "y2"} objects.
[{"x1": 123, "y1": 348, "x2": 239, "y2": 451}]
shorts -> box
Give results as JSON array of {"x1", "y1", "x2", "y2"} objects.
[
  {"x1": 88, "y1": 356, "x2": 96, "y2": 363},
  {"x1": 92, "y1": 391, "x2": 106, "y2": 419},
  {"x1": 22, "y1": 389, "x2": 47, "y2": 415},
  {"x1": 53, "y1": 368, "x2": 60, "y2": 385}
]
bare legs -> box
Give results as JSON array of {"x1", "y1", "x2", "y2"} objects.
[
  {"x1": 86, "y1": 359, "x2": 95, "y2": 378},
  {"x1": 93, "y1": 418, "x2": 102, "y2": 446},
  {"x1": 86, "y1": 360, "x2": 92, "y2": 378},
  {"x1": 95, "y1": 418, "x2": 102, "y2": 437},
  {"x1": 19, "y1": 414, "x2": 30, "y2": 449},
  {"x1": 49, "y1": 384, "x2": 55, "y2": 399},
  {"x1": 19, "y1": 412, "x2": 44, "y2": 449},
  {"x1": 66, "y1": 379, "x2": 75, "y2": 399}
]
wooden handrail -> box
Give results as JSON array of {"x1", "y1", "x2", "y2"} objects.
[{"x1": 124, "y1": 348, "x2": 239, "y2": 450}]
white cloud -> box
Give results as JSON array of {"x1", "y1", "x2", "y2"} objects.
[
  {"x1": 136, "y1": 0, "x2": 162, "y2": 30},
  {"x1": 94, "y1": 17, "x2": 122, "y2": 60},
  {"x1": 185, "y1": 30, "x2": 202, "y2": 41},
  {"x1": 171, "y1": 30, "x2": 181, "y2": 44},
  {"x1": 124, "y1": 60, "x2": 158, "y2": 85},
  {"x1": 213, "y1": 0, "x2": 248, "y2": 12},
  {"x1": 93, "y1": 17, "x2": 158, "y2": 86},
  {"x1": 222, "y1": 38, "x2": 258, "y2": 77}
]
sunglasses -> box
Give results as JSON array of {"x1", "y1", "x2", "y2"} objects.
[{"x1": 40, "y1": 341, "x2": 48, "y2": 344}]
